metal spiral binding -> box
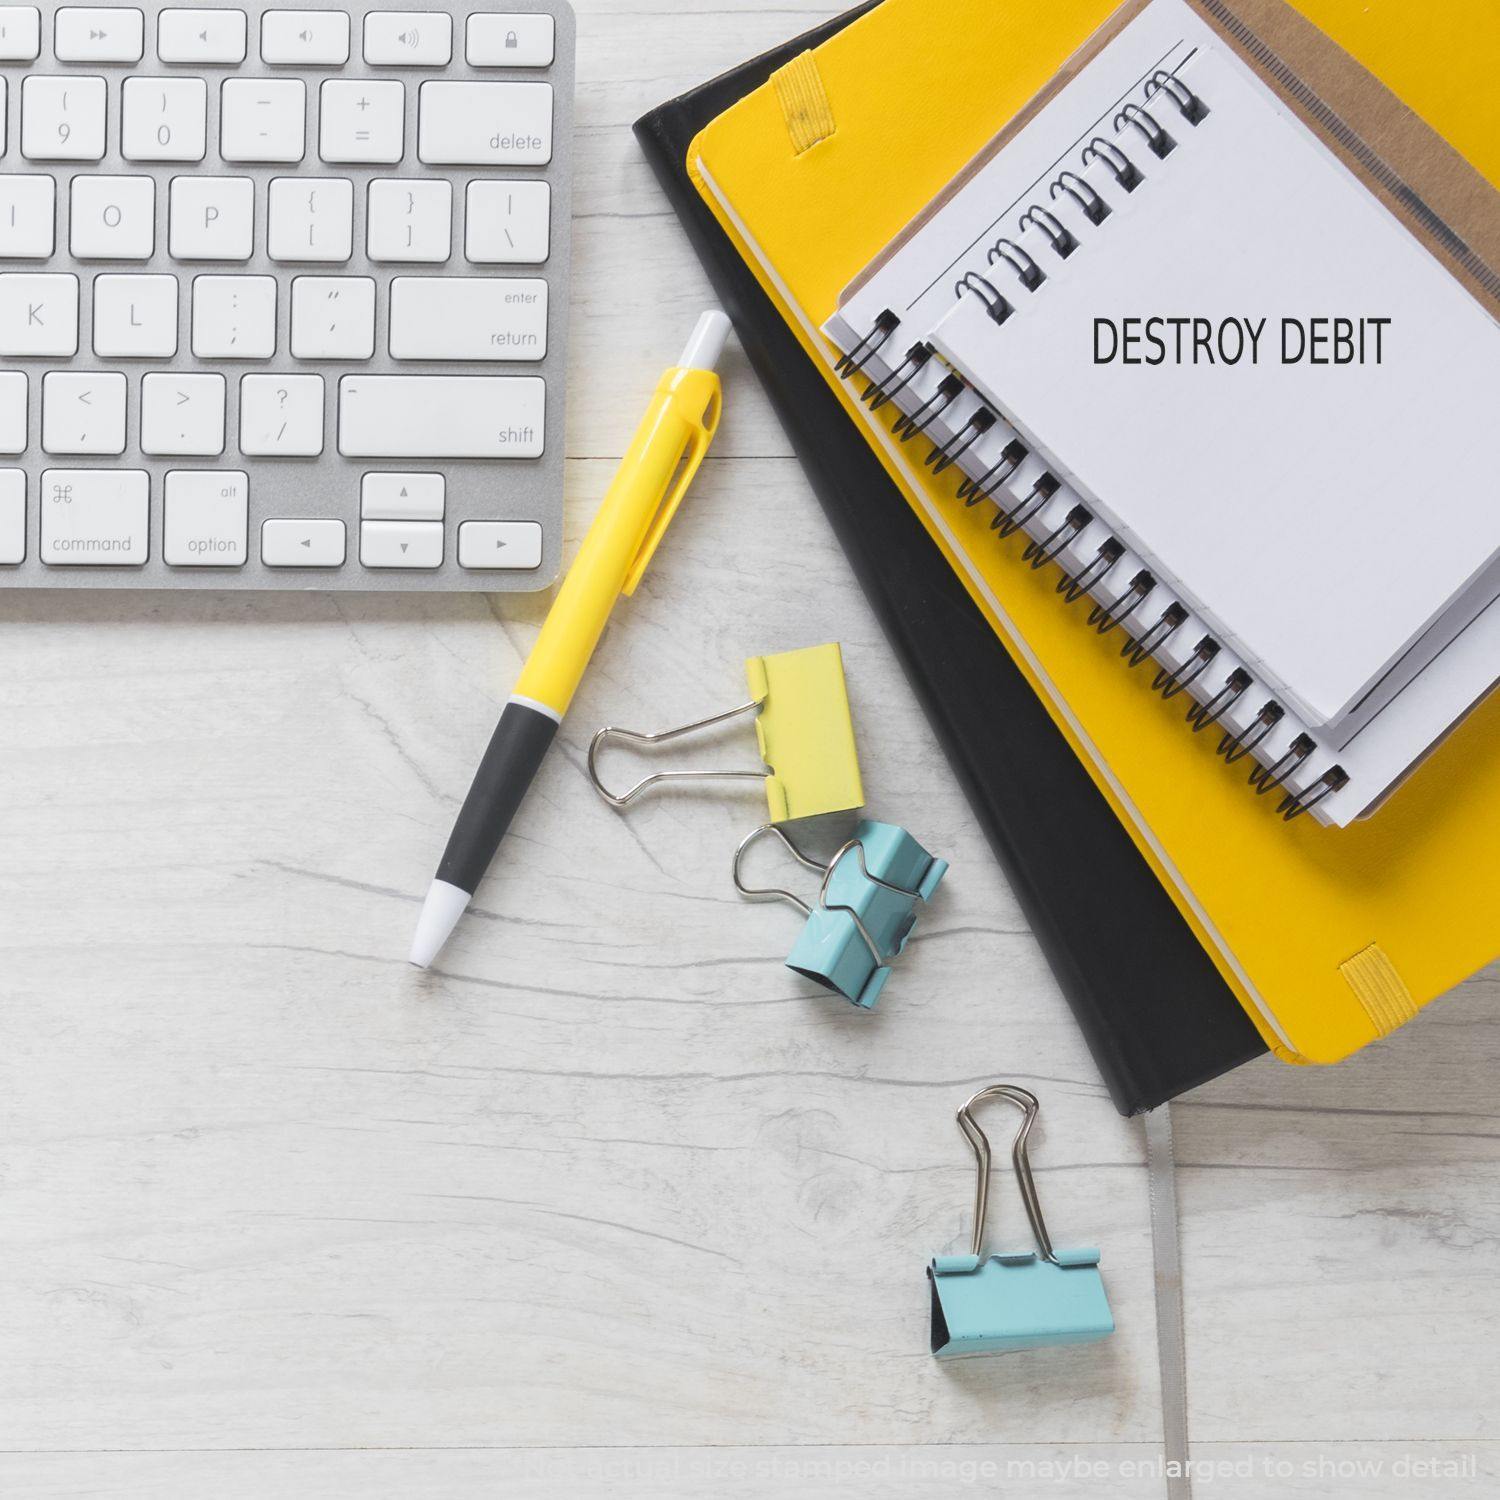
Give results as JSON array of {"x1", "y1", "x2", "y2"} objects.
[
  {"x1": 1155, "y1": 637, "x2": 1219, "y2": 701},
  {"x1": 1058, "y1": 538, "x2": 1124, "y2": 603},
  {"x1": 1146, "y1": 69, "x2": 1210, "y2": 125},
  {"x1": 1114, "y1": 102, "x2": 1175, "y2": 159},
  {"x1": 1024, "y1": 505, "x2": 1091, "y2": 569},
  {"x1": 1017, "y1": 205, "x2": 1076, "y2": 258},
  {"x1": 1185, "y1": 667, "x2": 1250, "y2": 732},
  {"x1": 1124, "y1": 604, "x2": 1187, "y2": 669},
  {"x1": 954, "y1": 270, "x2": 1013, "y2": 325},
  {"x1": 926, "y1": 408, "x2": 995, "y2": 474},
  {"x1": 893, "y1": 372, "x2": 964, "y2": 442},
  {"x1": 987, "y1": 238, "x2": 1045, "y2": 290},
  {"x1": 834, "y1": 308, "x2": 899, "y2": 378},
  {"x1": 863, "y1": 342, "x2": 930, "y2": 412},
  {"x1": 1081, "y1": 136, "x2": 1144, "y2": 192},
  {"x1": 1050, "y1": 169, "x2": 1110, "y2": 224},
  {"x1": 1278, "y1": 765, "x2": 1349, "y2": 822},
  {"x1": 1249, "y1": 734, "x2": 1314, "y2": 796},
  {"x1": 1218, "y1": 701, "x2": 1282, "y2": 764},
  {"x1": 993, "y1": 471, "x2": 1058, "y2": 536},
  {"x1": 956, "y1": 437, "x2": 1027, "y2": 504},
  {"x1": 1088, "y1": 569, "x2": 1154, "y2": 637}
]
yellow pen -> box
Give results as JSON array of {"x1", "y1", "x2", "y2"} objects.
[{"x1": 410, "y1": 310, "x2": 730, "y2": 967}]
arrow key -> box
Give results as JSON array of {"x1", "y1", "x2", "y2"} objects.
[
  {"x1": 262, "y1": 517, "x2": 345, "y2": 567},
  {"x1": 458, "y1": 520, "x2": 541, "y2": 571},
  {"x1": 360, "y1": 518, "x2": 442, "y2": 569}
]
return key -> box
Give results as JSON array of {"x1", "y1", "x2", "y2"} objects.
[{"x1": 388, "y1": 277, "x2": 548, "y2": 362}]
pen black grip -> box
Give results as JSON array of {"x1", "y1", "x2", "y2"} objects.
[{"x1": 437, "y1": 700, "x2": 559, "y2": 894}]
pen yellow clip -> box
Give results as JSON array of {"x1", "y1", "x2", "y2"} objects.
[
  {"x1": 586, "y1": 642, "x2": 865, "y2": 823},
  {"x1": 621, "y1": 366, "x2": 723, "y2": 597}
]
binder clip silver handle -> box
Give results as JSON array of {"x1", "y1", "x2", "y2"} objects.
[
  {"x1": 732, "y1": 823, "x2": 920, "y2": 971},
  {"x1": 958, "y1": 1083, "x2": 1056, "y2": 1263},
  {"x1": 587, "y1": 700, "x2": 766, "y2": 807}
]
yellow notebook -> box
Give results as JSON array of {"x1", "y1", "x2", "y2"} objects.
[{"x1": 687, "y1": 0, "x2": 1500, "y2": 1064}]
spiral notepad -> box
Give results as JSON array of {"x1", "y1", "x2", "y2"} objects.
[{"x1": 823, "y1": 0, "x2": 1500, "y2": 828}]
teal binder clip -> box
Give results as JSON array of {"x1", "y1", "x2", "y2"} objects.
[
  {"x1": 929, "y1": 1084, "x2": 1114, "y2": 1358},
  {"x1": 732, "y1": 819, "x2": 947, "y2": 1008}
]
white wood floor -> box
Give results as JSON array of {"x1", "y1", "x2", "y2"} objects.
[{"x1": 1, "y1": 3, "x2": 1496, "y2": 1495}]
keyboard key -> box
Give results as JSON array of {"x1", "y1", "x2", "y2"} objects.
[
  {"x1": 0, "y1": 371, "x2": 26, "y2": 452},
  {"x1": 262, "y1": 516, "x2": 344, "y2": 566},
  {"x1": 163, "y1": 469, "x2": 247, "y2": 566},
  {"x1": 458, "y1": 520, "x2": 542, "y2": 570},
  {"x1": 141, "y1": 371, "x2": 225, "y2": 455},
  {"x1": 42, "y1": 370, "x2": 126, "y2": 455},
  {"x1": 360, "y1": 518, "x2": 442, "y2": 568},
  {"x1": 122, "y1": 76, "x2": 207, "y2": 161},
  {"x1": 364, "y1": 11, "x2": 451, "y2": 66},
  {"x1": 0, "y1": 468, "x2": 23, "y2": 563},
  {"x1": 360, "y1": 471, "x2": 443, "y2": 520},
  {"x1": 169, "y1": 174, "x2": 254, "y2": 260},
  {"x1": 69, "y1": 175, "x2": 155, "y2": 259},
  {"x1": 220, "y1": 78, "x2": 305, "y2": 162},
  {"x1": 192, "y1": 273, "x2": 276, "y2": 358},
  {"x1": 417, "y1": 81, "x2": 552, "y2": 165},
  {"x1": 268, "y1": 176, "x2": 353, "y2": 261},
  {"x1": 465, "y1": 180, "x2": 550, "y2": 264},
  {"x1": 240, "y1": 373, "x2": 324, "y2": 455},
  {"x1": 21, "y1": 75, "x2": 107, "y2": 161},
  {"x1": 467, "y1": 14, "x2": 554, "y2": 68},
  {"x1": 0, "y1": 271, "x2": 77, "y2": 355},
  {"x1": 0, "y1": 79, "x2": 6, "y2": 155},
  {"x1": 157, "y1": 9, "x2": 247, "y2": 64},
  {"x1": 366, "y1": 177, "x2": 450, "y2": 262},
  {"x1": 0, "y1": 7, "x2": 40, "y2": 61},
  {"x1": 0, "y1": 174, "x2": 56, "y2": 258},
  {"x1": 319, "y1": 79, "x2": 403, "y2": 164},
  {"x1": 338, "y1": 374, "x2": 543, "y2": 458},
  {"x1": 92, "y1": 272, "x2": 178, "y2": 357},
  {"x1": 260, "y1": 10, "x2": 349, "y2": 65},
  {"x1": 388, "y1": 276, "x2": 547, "y2": 361},
  {"x1": 55, "y1": 7, "x2": 143, "y2": 62},
  {"x1": 40, "y1": 468, "x2": 148, "y2": 564},
  {"x1": 290, "y1": 274, "x2": 375, "y2": 359}
]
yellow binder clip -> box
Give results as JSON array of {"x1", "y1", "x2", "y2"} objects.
[{"x1": 587, "y1": 643, "x2": 864, "y2": 822}]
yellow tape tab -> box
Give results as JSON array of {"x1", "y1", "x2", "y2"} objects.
[
  {"x1": 746, "y1": 643, "x2": 864, "y2": 822},
  {"x1": 771, "y1": 51, "x2": 836, "y2": 156},
  {"x1": 1338, "y1": 944, "x2": 1419, "y2": 1037}
]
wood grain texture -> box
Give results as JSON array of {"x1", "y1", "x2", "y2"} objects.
[{"x1": 0, "y1": 1, "x2": 1496, "y2": 1493}]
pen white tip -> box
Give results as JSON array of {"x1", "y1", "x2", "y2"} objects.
[
  {"x1": 678, "y1": 309, "x2": 732, "y2": 373},
  {"x1": 409, "y1": 879, "x2": 472, "y2": 968}
]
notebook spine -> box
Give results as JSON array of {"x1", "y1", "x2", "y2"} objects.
[{"x1": 828, "y1": 69, "x2": 1347, "y2": 824}]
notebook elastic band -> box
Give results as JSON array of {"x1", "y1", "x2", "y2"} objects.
[{"x1": 772, "y1": 51, "x2": 836, "y2": 155}]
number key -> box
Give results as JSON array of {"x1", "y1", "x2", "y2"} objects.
[
  {"x1": 122, "y1": 77, "x2": 207, "y2": 162},
  {"x1": 21, "y1": 75, "x2": 107, "y2": 161}
]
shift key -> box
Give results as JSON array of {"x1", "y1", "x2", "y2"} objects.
[{"x1": 339, "y1": 375, "x2": 545, "y2": 458}]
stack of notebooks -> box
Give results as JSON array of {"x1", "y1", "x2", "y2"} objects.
[{"x1": 638, "y1": 0, "x2": 1500, "y2": 1110}]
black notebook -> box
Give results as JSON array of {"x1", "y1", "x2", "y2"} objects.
[{"x1": 634, "y1": 1, "x2": 1266, "y2": 1113}]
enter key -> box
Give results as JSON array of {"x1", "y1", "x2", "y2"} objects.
[{"x1": 388, "y1": 277, "x2": 548, "y2": 362}]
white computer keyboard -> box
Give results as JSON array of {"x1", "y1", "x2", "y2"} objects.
[{"x1": 0, "y1": 0, "x2": 573, "y2": 591}]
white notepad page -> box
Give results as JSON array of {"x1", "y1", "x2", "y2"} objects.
[{"x1": 924, "y1": 8, "x2": 1500, "y2": 731}]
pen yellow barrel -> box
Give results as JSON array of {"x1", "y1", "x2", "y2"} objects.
[{"x1": 515, "y1": 364, "x2": 722, "y2": 717}]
